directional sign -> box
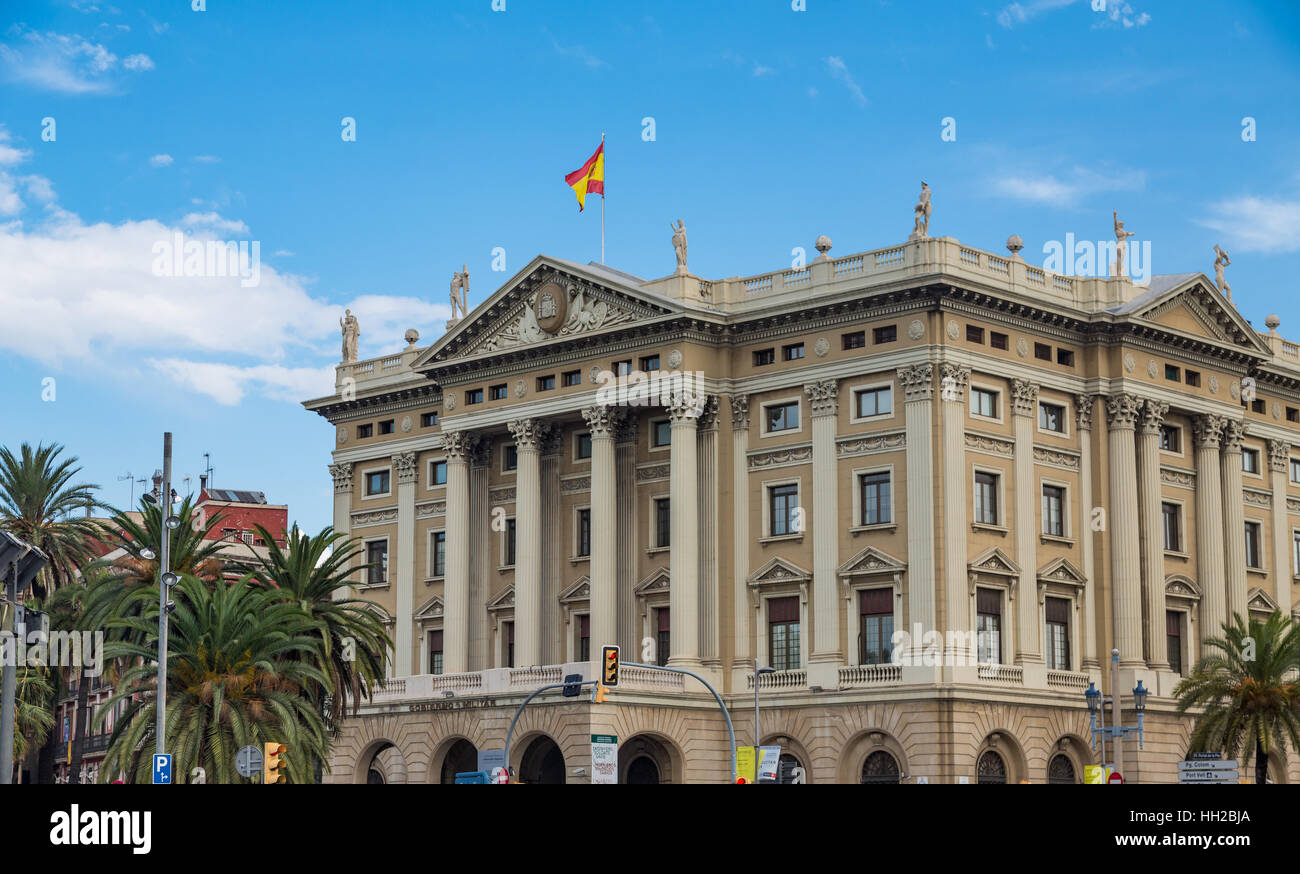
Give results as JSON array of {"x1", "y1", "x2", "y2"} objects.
[
  {"x1": 1178, "y1": 760, "x2": 1238, "y2": 772},
  {"x1": 235, "y1": 745, "x2": 263, "y2": 779},
  {"x1": 1190, "y1": 752, "x2": 1223, "y2": 760},
  {"x1": 591, "y1": 734, "x2": 618, "y2": 784},
  {"x1": 1179, "y1": 764, "x2": 1239, "y2": 784},
  {"x1": 152, "y1": 754, "x2": 172, "y2": 785}
]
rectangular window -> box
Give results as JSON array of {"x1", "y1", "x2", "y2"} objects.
[
  {"x1": 859, "y1": 589, "x2": 893, "y2": 666},
  {"x1": 842, "y1": 331, "x2": 866, "y2": 350},
  {"x1": 1042, "y1": 485, "x2": 1065, "y2": 537},
  {"x1": 1185, "y1": 370, "x2": 1201, "y2": 387},
  {"x1": 1294, "y1": 530, "x2": 1300, "y2": 575},
  {"x1": 640, "y1": 355, "x2": 660, "y2": 372},
  {"x1": 365, "y1": 470, "x2": 390, "y2": 496},
  {"x1": 1162, "y1": 502, "x2": 1181, "y2": 552},
  {"x1": 1292, "y1": 459, "x2": 1300, "y2": 484},
  {"x1": 506, "y1": 622, "x2": 515, "y2": 668},
  {"x1": 430, "y1": 460, "x2": 447, "y2": 486},
  {"x1": 1056, "y1": 348, "x2": 1075, "y2": 367},
  {"x1": 428, "y1": 630, "x2": 443, "y2": 676},
  {"x1": 1038, "y1": 402, "x2": 1065, "y2": 433},
  {"x1": 378, "y1": 419, "x2": 395, "y2": 435},
  {"x1": 975, "y1": 472, "x2": 1000, "y2": 525},
  {"x1": 431, "y1": 531, "x2": 446, "y2": 577},
  {"x1": 1045, "y1": 597, "x2": 1071, "y2": 671},
  {"x1": 971, "y1": 388, "x2": 998, "y2": 419},
  {"x1": 356, "y1": 423, "x2": 373, "y2": 439},
  {"x1": 536, "y1": 374, "x2": 555, "y2": 392},
  {"x1": 766, "y1": 401, "x2": 800, "y2": 433},
  {"x1": 489, "y1": 383, "x2": 508, "y2": 401},
  {"x1": 768, "y1": 596, "x2": 801, "y2": 672},
  {"x1": 990, "y1": 331, "x2": 1009, "y2": 351},
  {"x1": 1251, "y1": 399, "x2": 1266, "y2": 414},
  {"x1": 769, "y1": 484, "x2": 799, "y2": 536},
  {"x1": 1167, "y1": 612, "x2": 1183, "y2": 675},
  {"x1": 421, "y1": 411, "x2": 438, "y2": 428},
  {"x1": 873, "y1": 325, "x2": 897, "y2": 344},
  {"x1": 465, "y1": 388, "x2": 484, "y2": 406},
  {"x1": 613, "y1": 360, "x2": 632, "y2": 377},
  {"x1": 1245, "y1": 521, "x2": 1262, "y2": 568},
  {"x1": 578, "y1": 614, "x2": 591, "y2": 662},
  {"x1": 855, "y1": 387, "x2": 892, "y2": 418},
  {"x1": 577, "y1": 508, "x2": 591, "y2": 557},
  {"x1": 1165, "y1": 364, "x2": 1181, "y2": 382},
  {"x1": 966, "y1": 325, "x2": 984, "y2": 343},
  {"x1": 562, "y1": 369, "x2": 582, "y2": 387},
  {"x1": 655, "y1": 608, "x2": 670, "y2": 667},
  {"x1": 976, "y1": 588, "x2": 1002, "y2": 664},
  {"x1": 1242, "y1": 449, "x2": 1260, "y2": 474},
  {"x1": 1159, "y1": 424, "x2": 1181, "y2": 452},
  {"x1": 652, "y1": 419, "x2": 671, "y2": 448},
  {"x1": 753, "y1": 348, "x2": 775, "y2": 366},
  {"x1": 366, "y1": 540, "x2": 388, "y2": 585},
  {"x1": 503, "y1": 444, "x2": 517, "y2": 471},
  {"x1": 576, "y1": 432, "x2": 592, "y2": 460},
  {"x1": 1288, "y1": 407, "x2": 1299, "y2": 423},
  {"x1": 860, "y1": 472, "x2": 892, "y2": 525},
  {"x1": 1034, "y1": 342, "x2": 1051, "y2": 361},
  {"x1": 505, "y1": 518, "x2": 517, "y2": 566},
  {"x1": 782, "y1": 343, "x2": 805, "y2": 361},
  {"x1": 654, "y1": 498, "x2": 671, "y2": 548}
]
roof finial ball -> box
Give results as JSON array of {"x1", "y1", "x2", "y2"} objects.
[
  {"x1": 814, "y1": 235, "x2": 833, "y2": 261},
  {"x1": 1266, "y1": 314, "x2": 1281, "y2": 334},
  {"x1": 1006, "y1": 234, "x2": 1024, "y2": 259},
  {"x1": 404, "y1": 328, "x2": 420, "y2": 349}
]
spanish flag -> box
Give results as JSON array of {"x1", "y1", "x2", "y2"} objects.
[{"x1": 564, "y1": 141, "x2": 604, "y2": 212}]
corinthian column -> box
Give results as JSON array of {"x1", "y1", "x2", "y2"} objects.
[
  {"x1": 1220, "y1": 419, "x2": 1248, "y2": 623},
  {"x1": 442, "y1": 431, "x2": 472, "y2": 673},
  {"x1": 900, "y1": 365, "x2": 936, "y2": 638},
  {"x1": 667, "y1": 393, "x2": 702, "y2": 668},
  {"x1": 1271, "y1": 440, "x2": 1293, "y2": 620},
  {"x1": 806, "y1": 378, "x2": 842, "y2": 671},
  {"x1": 697, "y1": 396, "x2": 721, "y2": 664},
  {"x1": 508, "y1": 417, "x2": 543, "y2": 666},
  {"x1": 941, "y1": 363, "x2": 971, "y2": 660},
  {"x1": 1106, "y1": 393, "x2": 1144, "y2": 668},
  {"x1": 1010, "y1": 379, "x2": 1040, "y2": 666},
  {"x1": 1137, "y1": 400, "x2": 1169, "y2": 670},
  {"x1": 730, "y1": 394, "x2": 753, "y2": 677},
  {"x1": 1193, "y1": 415, "x2": 1226, "y2": 655},
  {"x1": 1075, "y1": 396, "x2": 1099, "y2": 669},
  {"x1": 393, "y1": 450, "x2": 418, "y2": 676},
  {"x1": 583, "y1": 404, "x2": 622, "y2": 661}
]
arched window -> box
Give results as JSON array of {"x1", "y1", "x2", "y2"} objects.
[
  {"x1": 861, "y1": 750, "x2": 901, "y2": 784},
  {"x1": 1047, "y1": 754, "x2": 1076, "y2": 784},
  {"x1": 977, "y1": 750, "x2": 1007, "y2": 784}
]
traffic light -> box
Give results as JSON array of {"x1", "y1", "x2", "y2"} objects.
[
  {"x1": 601, "y1": 645, "x2": 619, "y2": 687},
  {"x1": 593, "y1": 683, "x2": 609, "y2": 704},
  {"x1": 263, "y1": 742, "x2": 287, "y2": 784},
  {"x1": 736, "y1": 777, "x2": 747, "y2": 784}
]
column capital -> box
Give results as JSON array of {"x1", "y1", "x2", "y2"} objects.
[
  {"x1": 729, "y1": 393, "x2": 750, "y2": 430},
  {"x1": 582, "y1": 404, "x2": 624, "y2": 438},
  {"x1": 1010, "y1": 379, "x2": 1039, "y2": 418},
  {"x1": 1105, "y1": 393, "x2": 1142, "y2": 430},
  {"x1": 1220, "y1": 419, "x2": 1245, "y2": 453},
  {"x1": 667, "y1": 392, "x2": 706, "y2": 424},
  {"x1": 469, "y1": 435, "x2": 493, "y2": 467},
  {"x1": 329, "y1": 462, "x2": 353, "y2": 493},
  {"x1": 1270, "y1": 438, "x2": 1292, "y2": 473},
  {"x1": 507, "y1": 417, "x2": 544, "y2": 449},
  {"x1": 899, "y1": 363, "x2": 935, "y2": 402},
  {"x1": 1139, "y1": 399, "x2": 1170, "y2": 435},
  {"x1": 443, "y1": 430, "x2": 473, "y2": 461},
  {"x1": 697, "y1": 395, "x2": 721, "y2": 430},
  {"x1": 538, "y1": 422, "x2": 563, "y2": 456},
  {"x1": 394, "y1": 450, "x2": 419, "y2": 484},
  {"x1": 804, "y1": 378, "x2": 839, "y2": 418},
  {"x1": 1073, "y1": 394, "x2": 1095, "y2": 431},
  {"x1": 939, "y1": 363, "x2": 971, "y2": 403},
  {"x1": 1192, "y1": 414, "x2": 1226, "y2": 449},
  {"x1": 614, "y1": 414, "x2": 639, "y2": 444}
]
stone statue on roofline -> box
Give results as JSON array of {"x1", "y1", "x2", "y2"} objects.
[
  {"x1": 339, "y1": 309, "x2": 359, "y2": 362},
  {"x1": 671, "y1": 220, "x2": 688, "y2": 273},
  {"x1": 450, "y1": 265, "x2": 470, "y2": 320},
  {"x1": 910, "y1": 182, "x2": 931, "y2": 240},
  {"x1": 1213, "y1": 244, "x2": 1232, "y2": 301},
  {"x1": 1113, "y1": 210, "x2": 1136, "y2": 279}
]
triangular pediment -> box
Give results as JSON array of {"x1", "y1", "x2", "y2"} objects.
[
  {"x1": 747, "y1": 556, "x2": 812, "y2": 587},
  {"x1": 1247, "y1": 586, "x2": 1278, "y2": 614},
  {"x1": 635, "y1": 567, "x2": 670, "y2": 594},
  {"x1": 968, "y1": 546, "x2": 1020, "y2": 577},
  {"x1": 1117, "y1": 274, "x2": 1271, "y2": 355},
  {"x1": 414, "y1": 594, "x2": 444, "y2": 620},
  {"x1": 559, "y1": 575, "x2": 591, "y2": 603},
  {"x1": 1036, "y1": 556, "x2": 1087, "y2": 587},
  {"x1": 414, "y1": 256, "x2": 683, "y2": 369},
  {"x1": 486, "y1": 584, "x2": 514, "y2": 611},
  {"x1": 837, "y1": 546, "x2": 905, "y2": 578}
]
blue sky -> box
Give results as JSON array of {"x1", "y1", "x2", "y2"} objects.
[{"x1": 1, "y1": 0, "x2": 1298, "y2": 531}]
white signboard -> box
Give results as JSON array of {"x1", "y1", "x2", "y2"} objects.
[{"x1": 591, "y1": 734, "x2": 618, "y2": 784}]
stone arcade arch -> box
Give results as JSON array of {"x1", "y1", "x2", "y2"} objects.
[
  {"x1": 839, "y1": 729, "x2": 909, "y2": 784},
  {"x1": 355, "y1": 739, "x2": 407, "y2": 785},
  {"x1": 437, "y1": 738, "x2": 479, "y2": 784},
  {"x1": 517, "y1": 734, "x2": 566, "y2": 784},
  {"x1": 618, "y1": 733, "x2": 682, "y2": 784}
]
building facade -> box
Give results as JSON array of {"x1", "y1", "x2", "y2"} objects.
[{"x1": 304, "y1": 232, "x2": 1300, "y2": 784}]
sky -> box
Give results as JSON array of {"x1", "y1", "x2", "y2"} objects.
[{"x1": 1, "y1": 0, "x2": 1298, "y2": 532}]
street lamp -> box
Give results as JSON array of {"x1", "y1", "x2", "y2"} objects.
[
  {"x1": 754, "y1": 665, "x2": 776, "y2": 781},
  {"x1": 1086, "y1": 649, "x2": 1146, "y2": 782}
]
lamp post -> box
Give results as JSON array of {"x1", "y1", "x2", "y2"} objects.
[
  {"x1": 141, "y1": 433, "x2": 178, "y2": 760},
  {"x1": 753, "y1": 665, "x2": 775, "y2": 780},
  {"x1": 0, "y1": 532, "x2": 49, "y2": 784},
  {"x1": 1086, "y1": 649, "x2": 1148, "y2": 782}
]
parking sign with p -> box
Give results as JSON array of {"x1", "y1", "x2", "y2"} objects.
[{"x1": 153, "y1": 754, "x2": 172, "y2": 784}]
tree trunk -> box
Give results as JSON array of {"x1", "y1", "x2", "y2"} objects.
[
  {"x1": 1256, "y1": 738, "x2": 1268, "y2": 785},
  {"x1": 67, "y1": 667, "x2": 90, "y2": 783}
]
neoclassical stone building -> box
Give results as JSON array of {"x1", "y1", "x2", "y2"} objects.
[{"x1": 304, "y1": 232, "x2": 1300, "y2": 784}]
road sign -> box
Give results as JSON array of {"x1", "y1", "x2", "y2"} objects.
[
  {"x1": 591, "y1": 734, "x2": 618, "y2": 784},
  {"x1": 152, "y1": 753, "x2": 172, "y2": 784},
  {"x1": 1190, "y1": 752, "x2": 1223, "y2": 760},
  {"x1": 235, "y1": 745, "x2": 263, "y2": 779},
  {"x1": 1178, "y1": 759, "x2": 1238, "y2": 772},
  {"x1": 492, "y1": 767, "x2": 509, "y2": 784},
  {"x1": 1108, "y1": 771, "x2": 1123, "y2": 784},
  {"x1": 1179, "y1": 761, "x2": 1239, "y2": 784}
]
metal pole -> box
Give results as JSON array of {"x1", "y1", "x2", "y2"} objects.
[
  {"x1": 600, "y1": 132, "x2": 605, "y2": 265},
  {"x1": 155, "y1": 433, "x2": 172, "y2": 758},
  {"x1": 0, "y1": 563, "x2": 17, "y2": 784},
  {"x1": 753, "y1": 672, "x2": 760, "y2": 752},
  {"x1": 623, "y1": 661, "x2": 736, "y2": 783},
  {"x1": 1111, "y1": 648, "x2": 1122, "y2": 780}
]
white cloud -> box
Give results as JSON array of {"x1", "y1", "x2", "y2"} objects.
[
  {"x1": 122, "y1": 53, "x2": 153, "y2": 71},
  {"x1": 0, "y1": 129, "x2": 30, "y2": 166},
  {"x1": 148, "y1": 359, "x2": 340, "y2": 406},
  {"x1": 1197, "y1": 197, "x2": 1300, "y2": 254},
  {"x1": 20, "y1": 175, "x2": 55, "y2": 203},
  {"x1": 181, "y1": 211, "x2": 249, "y2": 235},
  {"x1": 0, "y1": 26, "x2": 153, "y2": 94},
  {"x1": 543, "y1": 27, "x2": 607, "y2": 69},
  {"x1": 825, "y1": 56, "x2": 867, "y2": 107},
  {"x1": 273, "y1": 249, "x2": 294, "y2": 257},
  {"x1": 193, "y1": 155, "x2": 220, "y2": 164},
  {"x1": 752, "y1": 63, "x2": 773, "y2": 77},
  {"x1": 0, "y1": 175, "x2": 22, "y2": 216},
  {"x1": 148, "y1": 154, "x2": 173, "y2": 167},
  {"x1": 997, "y1": 0, "x2": 1078, "y2": 28},
  {"x1": 989, "y1": 165, "x2": 1146, "y2": 207}
]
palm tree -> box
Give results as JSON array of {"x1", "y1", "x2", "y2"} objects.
[
  {"x1": 97, "y1": 575, "x2": 330, "y2": 783},
  {"x1": 10, "y1": 664, "x2": 54, "y2": 783},
  {"x1": 0, "y1": 442, "x2": 103, "y2": 598},
  {"x1": 235, "y1": 525, "x2": 391, "y2": 727},
  {"x1": 1174, "y1": 611, "x2": 1300, "y2": 784}
]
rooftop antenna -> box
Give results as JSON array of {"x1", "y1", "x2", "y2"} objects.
[
  {"x1": 117, "y1": 472, "x2": 136, "y2": 507},
  {"x1": 203, "y1": 453, "x2": 214, "y2": 488}
]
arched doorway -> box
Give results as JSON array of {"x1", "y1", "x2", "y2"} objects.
[
  {"x1": 619, "y1": 734, "x2": 681, "y2": 784},
  {"x1": 861, "y1": 750, "x2": 901, "y2": 784},
  {"x1": 977, "y1": 750, "x2": 1007, "y2": 784},
  {"x1": 440, "y1": 739, "x2": 479, "y2": 784},
  {"x1": 519, "y1": 736, "x2": 566, "y2": 784},
  {"x1": 1047, "y1": 753, "x2": 1077, "y2": 784},
  {"x1": 626, "y1": 756, "x2": 660, "y2": 784},
  {"x1": 777, "y1": 753, "x2": 803, "y2": 784},
  {"x1": 356, "y1": 740, "x2": 406, "y2": 785}
]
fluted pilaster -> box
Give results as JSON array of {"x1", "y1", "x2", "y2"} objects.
[
  {"x1": 1011, "y1": 379, "x2": 1040, "y2": 666},
  {"x1": 806, "y1": 378, "x2": 842, "y2": 667},
  {"x1": 393, "y1": 451, "x2": 418, "y2": 676},
  {"x1": 1075, "y1": 395, "x2": 1099, "y2": 668},
  {"x1": 443, "y1": 431, "x2": 472, "y2": 673},
  {"x1": 667, "y1": 393, "x2": 702, "y2": 667},
  {"x1": 1106, "y1": 393, "x2": 1144, "y2": 668},
  {"x1": 1220, "y1": 419, "x2": 1248, "y2": 623},
  {"x1": 941, "y1": 363, "x2": 971, "y2": 659},
  {"x1": 730, "y1": 394, "x2": 753, "y2": 675},
  {"x1": 1193, "y1": 415, "x2": 1226, "y2": 656},
  {"x1": 900, "y1": 364, "x2": 936, "y2": 638},
  {"x1": 583, "y1": 405, "x2": 622, "y2": 661},
  {"x1": 1271, "y1": 440, "x2": 1293, "y2": 620},
  {"x1": 1137, "y1": 400, "x2": 1169, "y2": 669},
  {"x1": 508, "y1": 418, "x2": 543, "y2": 666}
]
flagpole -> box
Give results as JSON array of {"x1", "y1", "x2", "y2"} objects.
[{"x1": 600, "y1": 131, "x2": 606, "y2": 264}]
